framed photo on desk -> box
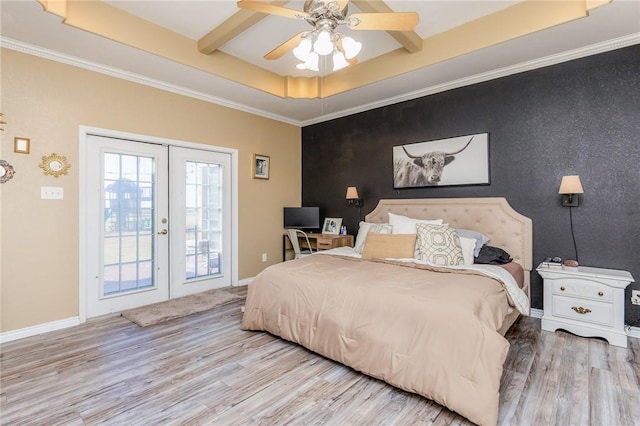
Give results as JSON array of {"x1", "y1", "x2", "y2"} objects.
[{"x1": 322, "y1": 217, "x2": 342, "y2": 235}]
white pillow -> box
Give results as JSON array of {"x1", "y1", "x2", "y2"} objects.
[
  {"x1": 458, "y1": 236, "x2": 476, "y2": 265},
  {"x1": 388, "y1": 212, "x2": 443, "y2": 234},
  {"x1": 353, "y1": 222, "x2": 393, "y2": 253}
]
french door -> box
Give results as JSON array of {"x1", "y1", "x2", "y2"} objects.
[{"x1": 83, "y1": 134, "x2": 232, "y2": 318}]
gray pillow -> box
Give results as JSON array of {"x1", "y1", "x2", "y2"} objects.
[{"x1": 455, "y1": 229, "x2": 489, "y2": 257}]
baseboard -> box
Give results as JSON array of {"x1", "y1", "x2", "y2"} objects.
[
  {"x1": 2, "y1": 281, "x2": 253, "y2": 343},
  {"x1": 0, "y1": 316, "x2": 80, "y2": 344},
  {"x1": 530, "y1": 308, "x2": 544, "y2": 319},
  {"x1": 626, "y1": 325, "x2": 640, "y2": 339},
  {"x1": 236, "y1": 277, "x2": 253, "y2": 287}
]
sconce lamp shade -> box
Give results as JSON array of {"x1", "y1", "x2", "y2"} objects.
[
  {"x1": 559, "y1": 175, "x2": 584, "y2": 208},
  {"x1": 558, "y1": 175, "x2": 584, "y2": 194},
  {"x1": 346, "y1": 186, "x2": 359, "y2": 200}
]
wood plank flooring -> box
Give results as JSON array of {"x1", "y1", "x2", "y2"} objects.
[{"x1": 1, "y1": 286, "x2": 639, "y2": 425}]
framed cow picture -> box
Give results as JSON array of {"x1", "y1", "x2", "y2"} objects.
[{"x1": 392, "y1": 133, "x2": 490, "y2": 188}]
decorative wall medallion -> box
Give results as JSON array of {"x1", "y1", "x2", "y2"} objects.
[
  {"x1": 39, "y1": 152, "x2": 71, "y2": 178},
  {"x1": 0, "y1": 160, "x2": 16, "y2": 183}
]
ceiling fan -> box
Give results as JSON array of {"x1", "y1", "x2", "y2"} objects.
[{"x1": 237, "y1": 0, "x2": 419, "y2": 71}]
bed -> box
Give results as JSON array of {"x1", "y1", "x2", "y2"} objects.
[{"x1": 241, "y1": 197, "x2": 532, "y2": 425}]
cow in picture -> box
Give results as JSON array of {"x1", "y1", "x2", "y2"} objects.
[{"x1": 393, "y1": 136, "x2": 474, "y2": 188}]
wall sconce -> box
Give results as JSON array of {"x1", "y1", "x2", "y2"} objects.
[
  {"x1": 346, "y1": 186, "x2": 363, "y2": 207},
  {"x1": 346, "y1": 186, "x2": 363, "y2": 221},
  {"x1": 558, "y1": 175, "x2": 584, "y2": 263},
  {"x1": 558, "y1": 175, "x2": 584, "y2": 207}
]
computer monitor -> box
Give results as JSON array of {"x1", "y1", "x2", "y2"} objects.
[{"x1": 283, "y1": 207, "x2": 320, "y2": 230}]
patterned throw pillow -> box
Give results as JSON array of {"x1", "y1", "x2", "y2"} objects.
[
  {"x1": 415, "y1": 223, "x2": 465, "y2": 266},
  {"x1": 354, "y1": 222, "x2": 393, "y2": 253}
]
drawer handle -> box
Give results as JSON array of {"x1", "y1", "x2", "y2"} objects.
[
  {"x1": 571, "y1": 306, "x2": 592, "y2": 315},
  {"x1": 560, "y1": 286, "x2": 565, "y2": 291},
  {"x1": 598, "y1": 291, "x2": 604, "y2": 297}
]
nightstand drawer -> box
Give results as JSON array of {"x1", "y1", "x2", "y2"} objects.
[
  {"x1": 552, "y1": 278, "x2": 613, "y2": 302},
  {"x1": 552, "y1": 296, "x2": 613, "y2": 327}
]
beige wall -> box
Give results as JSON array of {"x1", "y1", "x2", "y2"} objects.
[{"x1": 0, "y1": 49, "x2": 301, "y2": 333}]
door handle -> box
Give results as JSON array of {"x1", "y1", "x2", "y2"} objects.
[{"x1": 158, "y1": 229, "x2": 168, "y2": 235}]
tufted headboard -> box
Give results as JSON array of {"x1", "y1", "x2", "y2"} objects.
[{"x1": 365, "y1": 198, "x2": 533, "y2": 290}]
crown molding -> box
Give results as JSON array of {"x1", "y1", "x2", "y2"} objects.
[
  {"x1": 0, "y1": 37, "x2": 301, "y2": 127},
  {"x1": 2, "y1": 33, "x2": 639, "y2": 127},
  {"x1": 300, "y1": 32, "x2": 640, "y2": 126}
]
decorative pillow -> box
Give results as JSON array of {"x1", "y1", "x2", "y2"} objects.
[
  {"x1": 354, "y1": 222, "x2": 393, "y2": 254},
  {"x1": 362, "y1": 233, "x2": 417, "y2": 259},
  {"x1": 458, "y1": 236, "x2": 477, "y2": 266},
  {"x1": 388, "y1": 212, "x2": 443, "y2": 234},
  {"x1": 474, "y1": 245, "x2": 513, "y2": 265},
  {"x1": 455, "y1": 229, "x2": 490, "y2": 257},
  {"x1": 415, "y1": 223, "x2": 465, "y2": 266}
]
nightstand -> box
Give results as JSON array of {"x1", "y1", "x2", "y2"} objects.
[{"x1": 537, "y1": 264, "x2": 634, "y2": 348}]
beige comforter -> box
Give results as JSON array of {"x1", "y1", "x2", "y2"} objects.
[{"x1": 241, "y1": 254, "x2": 517, "y2": 425}]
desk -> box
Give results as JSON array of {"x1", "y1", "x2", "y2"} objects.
[{"x1": 283, "y1": 233, "x2": 354, "y2": 261}]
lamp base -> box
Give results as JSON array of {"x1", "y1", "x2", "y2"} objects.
[{"x1": 561, "y1": 194, "x2": 579, "y2": 207}]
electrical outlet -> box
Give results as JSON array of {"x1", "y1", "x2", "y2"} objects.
[
  {"x1": 632, "y1": 290, "x2": 640, "y2": 306},
  {"x1": 261, "y1": 253, "x2": 267, "y2": 262}
]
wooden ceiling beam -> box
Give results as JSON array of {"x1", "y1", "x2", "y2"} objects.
[
  {"x1": 350, "y1": 0, "x2": 422, "y2": 53},
  {"x1": 198, "y1": 1, "x2": 289, "y2": 54}
]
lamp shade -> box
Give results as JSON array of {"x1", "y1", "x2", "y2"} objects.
[
  {"x1": 558, "y1": 175, "x2": 584, "y2": 194},
  {"x1": 332, "y1": 50, "x2": 349, "y2": 71},
  {"x1": 293, "y1": 37, "x2": 312, "y2": 61},
  {"x1": 346, "y1": 186, "x2": 359, "y2": 199},
  {"x1": 313, "y1": 30, "x2": 333, "y2": 56},
  {"x1": 341, "y1": 36, "x2": 362, "y2": 59}
]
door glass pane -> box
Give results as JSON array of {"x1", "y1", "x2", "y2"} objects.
[
  {"x1": 103, "y1": 152, "x2": 155, "y2": 296},
  {"x1": 184, "y1": 161, "x2": 222, "y2": 280}
]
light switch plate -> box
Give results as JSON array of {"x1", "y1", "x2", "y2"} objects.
[
  {"x1": 632, "y1": 290, "x2": 640, "y2": 306},
  {"x1": 41, "y1": 186, "x2": 64, "y2": 199}
]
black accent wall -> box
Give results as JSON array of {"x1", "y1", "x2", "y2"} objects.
[{"x1": 302, "y1": 44, "x2": 640, "y2": 326}]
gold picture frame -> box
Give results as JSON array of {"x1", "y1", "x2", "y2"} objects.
[
  {"x1": 253, "y1": 154, "x2": 270, "y2": 179},
  {"x1": 14, "y1": 137, "x2": 30, "y2": 154},
  {"x1": 39, "y1": 152, "x2": 71, "y2": 178}
]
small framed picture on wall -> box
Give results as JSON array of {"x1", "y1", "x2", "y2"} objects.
[
  {"x1": 253, "y1": 154, "x2": 270, "y2": 179},
  {"x1": 14, "y1": 137, "x2": 30, "y2": 154},
  {"x1": 322, "y1": 217, "x2": 342, "y2": 235}
]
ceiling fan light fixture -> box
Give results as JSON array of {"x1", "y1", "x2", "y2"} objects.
[
  {"x1": 332, "y1": 50, "x2": 349, "y2": 71},
  {"x1": 304, "y1": 51, "x2": 320, "y2": 71},
  {"x1": 293, "y1": 37, "x2": 312, "y2": 61},
  {"x1": 313, "y1": 30, "x2": 333, "y2": 56},
  {"x1": 341, "y1": 36, "x2": 361, "y2": 59}
]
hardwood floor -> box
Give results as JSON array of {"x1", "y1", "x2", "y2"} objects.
[{"x1": 1, "y1": 287, "x2": 639, "y2": 425}]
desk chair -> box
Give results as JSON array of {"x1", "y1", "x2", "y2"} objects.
[{"x1": 286, "y1": 229, "x2": 314, "y2": 259}]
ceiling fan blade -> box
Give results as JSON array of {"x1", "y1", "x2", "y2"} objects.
[
  {"x1": 237, "y1": 1, "x2": 309, "y2": 20},
  {"x1": 265, "y1": 32, "x2": 305, "y2": 60},
  {"x1": 348, "y1": 12, "x2": 419, "y2": 31}
]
